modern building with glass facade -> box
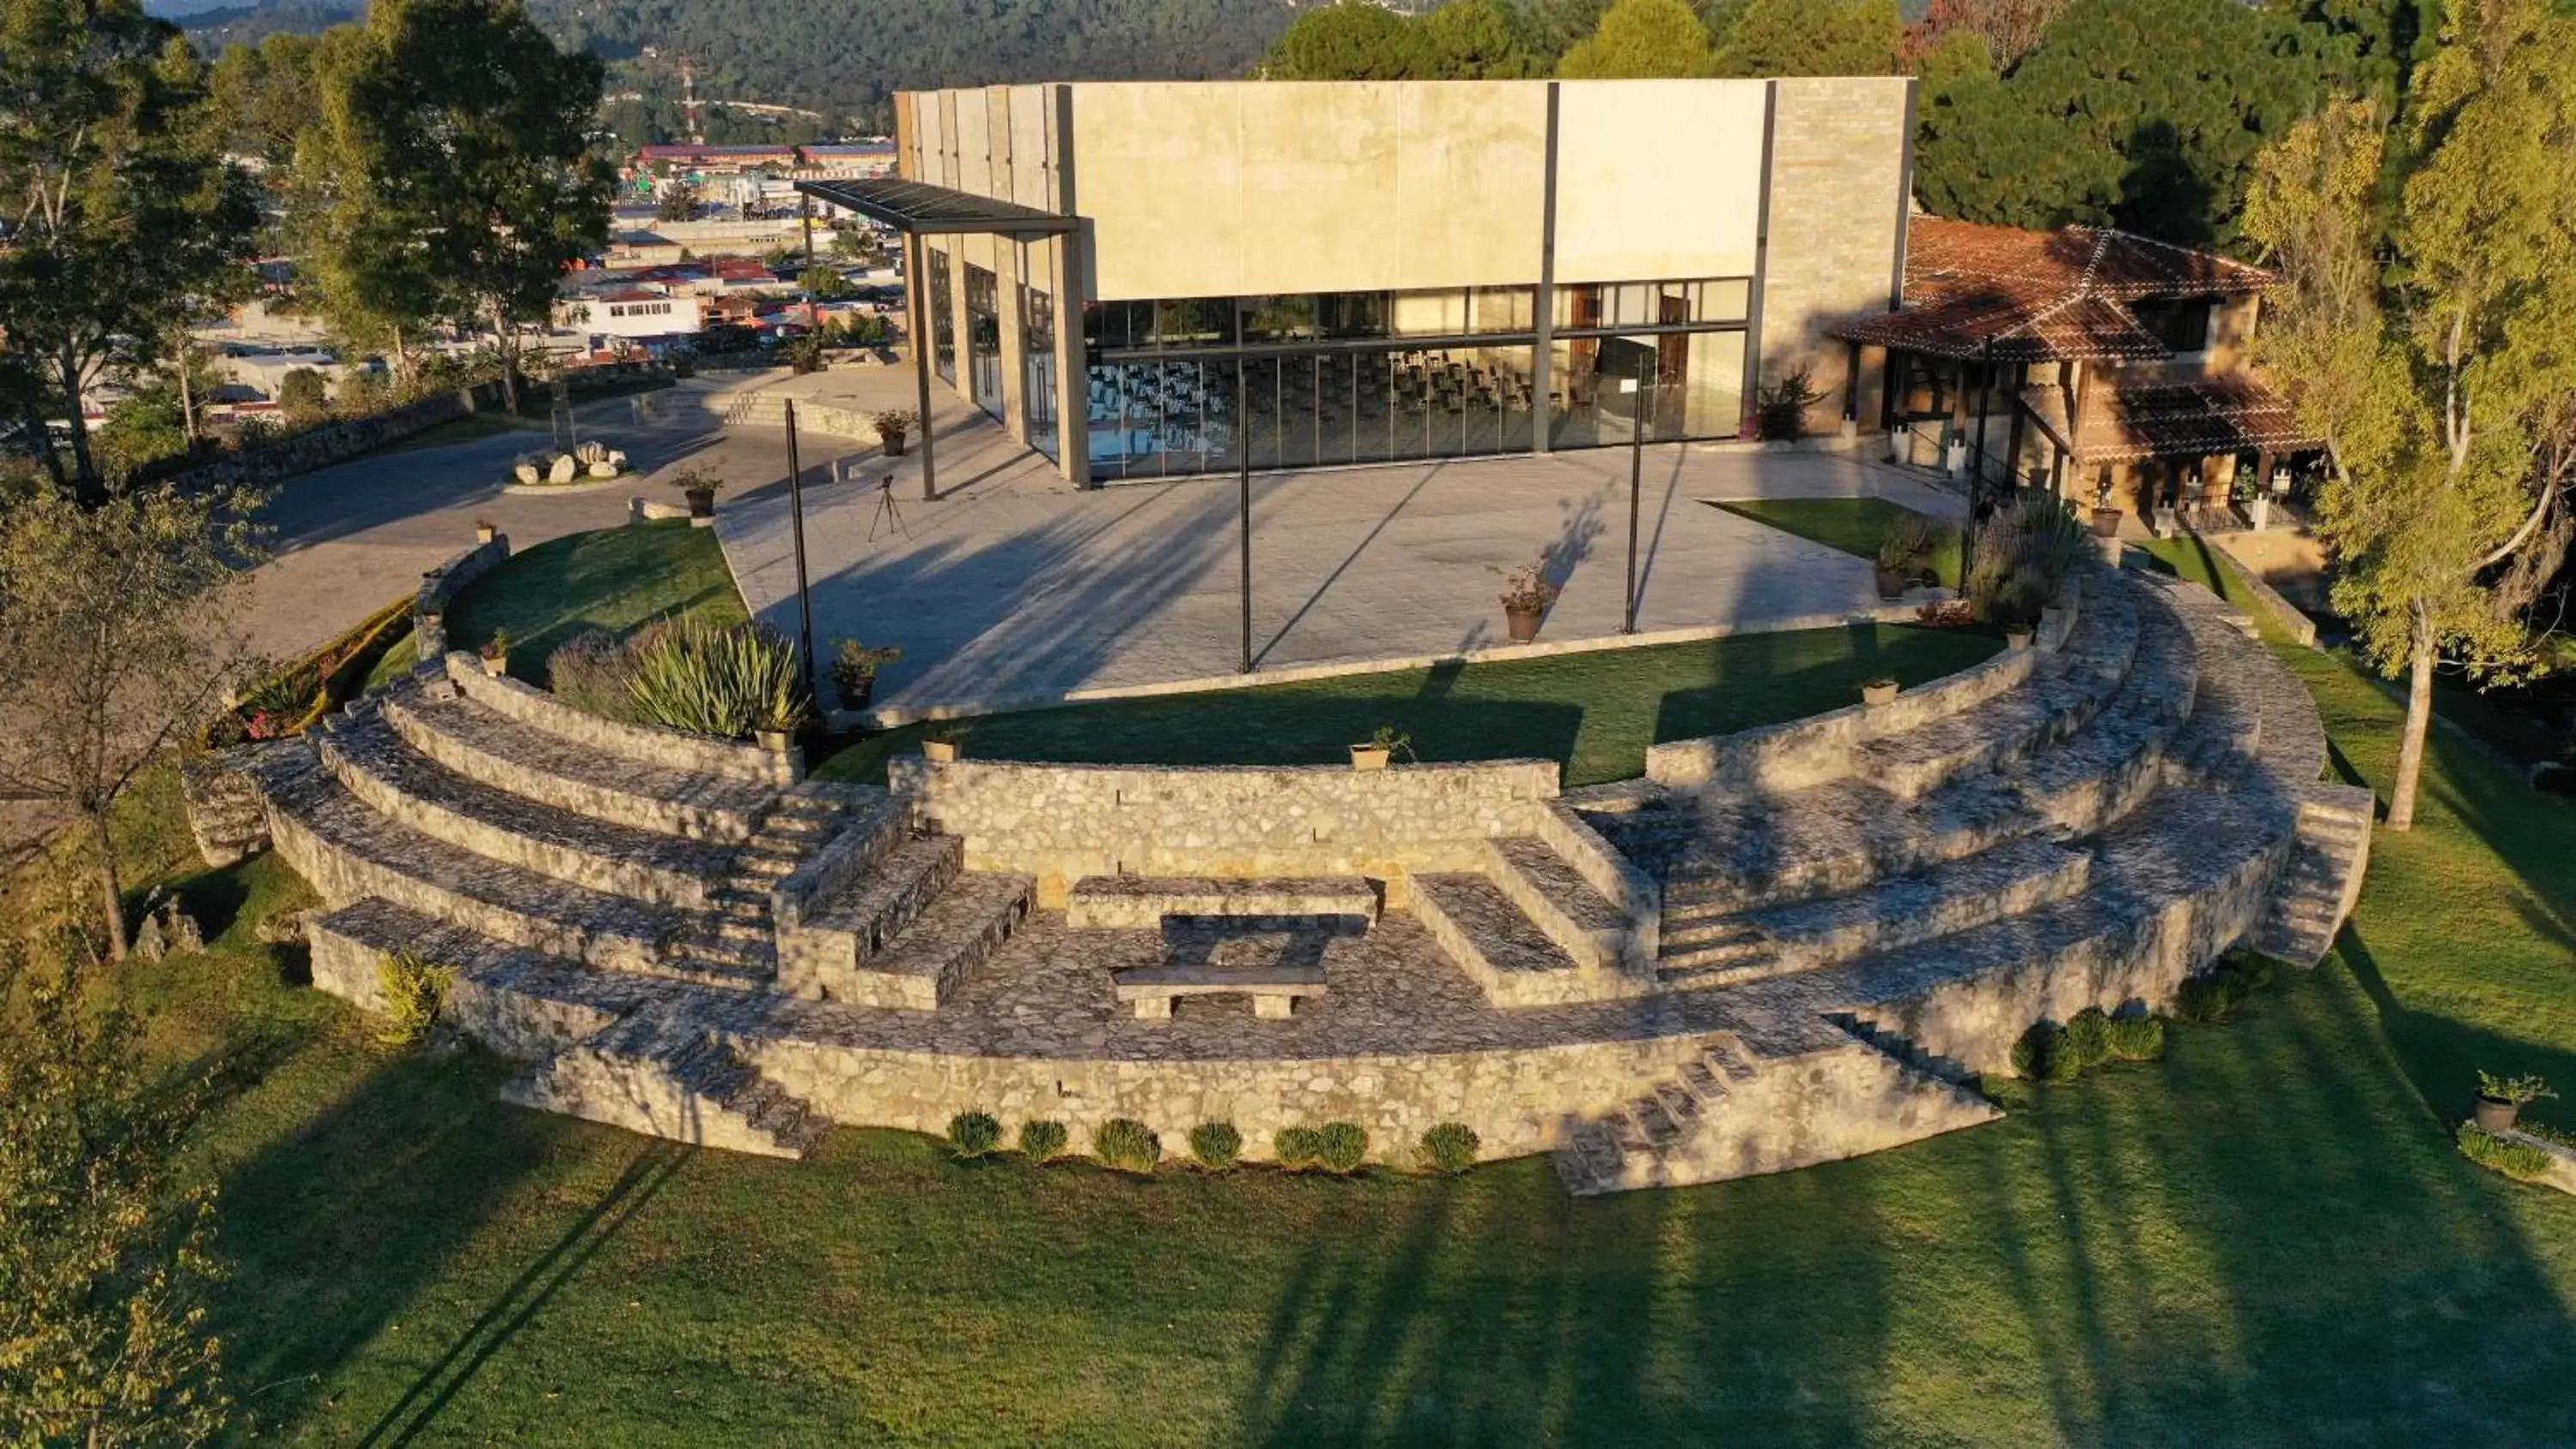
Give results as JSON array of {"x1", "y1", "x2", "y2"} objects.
[{"x1": 882, "y1": 76, "x2": 1917, "y2": 486}]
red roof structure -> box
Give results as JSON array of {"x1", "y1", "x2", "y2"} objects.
[
  {"x1": 2020, "y1": 374, "x2": 2319, "y2": 465},
  {"x1": 1828, "y1": 216, "x2": 2276, "y2": 363}
]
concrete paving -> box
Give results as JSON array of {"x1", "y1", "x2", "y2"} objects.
[{"x1": 706, "y1": 366, "x2": 1969, "y2": 718}]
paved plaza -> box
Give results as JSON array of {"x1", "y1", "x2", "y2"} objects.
[{"x1": 708, "y1": 367, "x2": 1968, "y2": 718}]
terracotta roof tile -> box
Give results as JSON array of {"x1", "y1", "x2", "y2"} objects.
[{"x1": 2020, "y1": 373, "x2": 2321, "y2": 464}]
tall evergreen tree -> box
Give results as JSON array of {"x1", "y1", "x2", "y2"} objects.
[
  {"x1": 1556, "y1": 0, "x2": 1718, "y2": 77},
  {"x1": 1418, "y1": 0, "x2": 1543, "y2": 78},
  {"x1": 1261, "y1": 1, "x2": 1424, "y2": 79},
  {"x1": 1712, "y1": 0, "x2": 1901, "y2": 77}
]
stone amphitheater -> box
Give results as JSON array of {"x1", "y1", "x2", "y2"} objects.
[{"x1": 185, "y1": 549, "x2": 2370, "y2": 1194}]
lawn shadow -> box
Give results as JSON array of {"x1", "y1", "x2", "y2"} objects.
[{"x1": 207, "y1": 1047, "x2": 586, "y2": 1440}]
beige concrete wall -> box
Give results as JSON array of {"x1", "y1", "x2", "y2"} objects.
[
  {"x1": 1065, "y1": 81, "x2": 1551, "y2": 301},
  {"x1": 1551, "y1": 80, "x2": 1767, "y2": 285},
  {"x1": 1757, "y1": 76, "x2": 1914, "y2": 434}
]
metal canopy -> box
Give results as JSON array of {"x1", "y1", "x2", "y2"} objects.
[{"x1": 791, "y1": 178, "x2": 1077, "y2": 238}]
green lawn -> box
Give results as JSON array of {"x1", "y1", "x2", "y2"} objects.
[
  {"x1": 76, "y1": 556, "x2": 2576, "y2": 1444},
  {"x1": 812, "y1": 624, "x2": 1998, "y2": 789},
  {"x1": 1711, "y1": 496, "x2": 1964, "y2": 589},
  {"x1": 441, "y1": 520, "x2": 746, "y2": 685}
]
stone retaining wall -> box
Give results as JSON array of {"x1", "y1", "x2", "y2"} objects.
[
  {"x1": 739, "y1": 1025, "x2": 1713, "y2": 1165},
  {"x1": 167, "y1": 386, "x2": 498, "y2": 494},
  {"x1": 889, "y1": 756, "x2": 1562, "y2": 906},
  {"x1": 412, "y1": 537, "x2": 511, "y2": 658},
  {"x1": 179, "y1": 749, "x2": 279, "y2": 867},
  {"x1": 443, "y1": 653, "x2": 799, "y2": 785}
]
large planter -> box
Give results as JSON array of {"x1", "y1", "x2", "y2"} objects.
[
  {"x1": 2475, "y1": 1095, "x2": 2521, "y2": 1132},
  {"x1": 1861, "y1": 680, "x2": 1899, "y2": 708},
  {"x1": 922, "y1": 738, "x2": 962, "y2": 764},
  {"x1": 480, "y1": 652, "x2": 508, "y2": 678},
  {"x1": 2005, "y1": 625, "x2": 2035, "y2": 652},
  {"x1": 1349, "y1": 743, "x2": 1391, "y2": 772},
  {"x1": 2089, "y1": 506, "x2": 2123, "y2": 539},
  {"x1": 881, "y1": 433, "x2": 909, "y2": 458},
  {"x1": 1504, "y1": 605, "x2": 1544, "y2": 644},
  {"x1": 756, "y1": 728, "x2": 793, "y2": 754},
  {"x1": 684, "y1": 487, "x2": 716, "y2": 519},
  {"x1": 1874, "y1": 567, "x2": 1908, "y2": 603},
  {"x1": 836, "y1": 673, "x2": 877, "y2": 712}
]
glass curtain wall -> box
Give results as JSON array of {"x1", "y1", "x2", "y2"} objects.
[
  {"x1": 927, "y1": 251, "x2": 957, "y2": 385},
  {"x1": 964, "y1": 264, "x2": 1004, "y2": 420},
  {"x1": 1083, "y1": 282, "x2": 1744, "y2": 482},
  {"x1": 1021, "y1": 284, "x2": 1058, "y2": 460}
]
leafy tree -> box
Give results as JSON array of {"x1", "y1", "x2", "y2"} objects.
[
  {"x1": 1712, "y1": 0, "x2": 1900, "y2": 77},
  {"x1": 1911, "y1": 0, "x2": 2330, "y2": 250},
  {"x1": 655, "y1": 179, "x2": 703, "y2": 222},
  {"x1": 276, "y1": 366, "x2": 330, "y2": 418},
  {"x1": 0, "y1": 485, "x2": 265, "y2": 957},
  {"x1": 2246, "y1": 0, "x2": 2576, "y2": 829},
  {"x1": 799, "y1": 264, "x2": 853, "y2": 300},
  {"x1": 1262, "y1": 0, "x2": 1423, "y2": 79},
  {"x1": 1901, "y1": 0, "x2": 2066, "y2": 71},
  {"x1": 1518, "y1": 0, "x2": 1615, "y2": 58},
  {"x1": 0, "y1": 0, "x2": 260, "y2": 499},
  {"x1": 1418, "y1": 0, "x2": 1541, "y2": 78},
  {"x1": 0, "y1": 933, "x2": 229, "y2": 1446},
  {"x1": 1557, "y1": 0, "x2": 1718, "y2": 77},
  {"x1": 316, "y1": 0, "x2": 614, "y2": 412},
  {"x1": 210, "y1": 28, "x2": 321, "y2": 173}
]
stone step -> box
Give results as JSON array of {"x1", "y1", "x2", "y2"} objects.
[
  {"x1": 1063, "y1": 875, "x2": 1379, "y2": 931},
  {"x1": 810, "y1": 872, "x2": 1035, "y2": 1009},
  {"x1": 803, "y1": 834, "x2": 968, "y2": 962},
  {"x1": 376, "y1": 673, "x2": 777, "y2": 843},
  {"x1": 305, "y1": 897, "x2": 672, "y2": 1047},
  {"x1": 260, "y1": 752, "x2": 685, "y2": 974},
  {"x1": 1645, "y1": 772, "x2": 2046, "y2": 918},
  {"x1": 503, "y1": 1009, "x2": 831, "y2": 1158},
  {"x1": 1659, "y1": 836, "x2": 2097, "y2": 992},
  {"x1": 1482, "y1": 836, "x2": 1633, "y2": 973},
  {"x1": 1410, "y1": 872, "x2": 1596, "y2": 1008},
  {"x1": 318, "y1": 705, "x2": 737, "y2": 908}
]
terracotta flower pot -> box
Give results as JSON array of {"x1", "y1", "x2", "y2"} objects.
[
  {"x1": 1350, "y1": 744, "x2": 1391, "y2": 772},
  {"x1": 2475, "y1": 1094, "x2": 2520, "y2": 1132},
  {"x1": 685, "y1": 487, "x2": 716, "y2": 518},
  {"x1": 836, "y1": 673, "x2": 877, "y2": 712},
  {"x1": 1874, "y1": 567, "x2": 1908, "y2": 602},
  {"x1": 480, "y1": 652, "x2": 507, "y2": 678},
  {"x1": 882, "y1": 433, "x2": 908, "y2": 457},
  {"x1": 922, "y1": 738, "x2": 961, "y2": 764},
  {"x1": 476, "y1": 524, "x2": 497, "y2": 544},
  {"x1": 1862, "y1": 680, "x2": 1899, "y2": 707},
  {"x1": 756, "y1": 729, "x2": 793, "y2": 753},
  {"x1": 1504, "y1": 605, "x2": 1543, "y2": 644},
  {"x1": 2089, "y1": 506, "x2": 2123, "y2": 539},
  {"x1": 2006, "y1": 625, "x2": 2035, "y2": 652}
]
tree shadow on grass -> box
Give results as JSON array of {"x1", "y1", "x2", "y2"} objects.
[
  {"x1": 207, "y1": 1048, "x2": 593, "y2": 1440},
  {"x1": 1649, "y1": 625, "x2": 1996, "y2": 747}
]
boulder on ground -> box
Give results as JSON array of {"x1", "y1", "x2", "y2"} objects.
[
  {"x1": 547, "y1": 453, "x2": 578, "y2": 484},
  {"x1": 513, "y1": 462, "x2": 540, "y2": 486},
  {"x1": 588, "y1": 460, "x2": 618, "y2": 478},
  {"x1": 606, "y1": 450, "x2": 627, "y2": 470},
  {"x1": 575, "y1": 440, "x2": 606, "y2": 465},
  {"x1": 255, "y1": 906, "x2": 313, "y2": 946}
]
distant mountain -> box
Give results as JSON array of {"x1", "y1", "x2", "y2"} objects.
[{"x1": 178, "y1": 0, "x2": 1302, "y2": 127}]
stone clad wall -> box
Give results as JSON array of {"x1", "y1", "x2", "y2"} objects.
[
  {"x1": 411, "y1": 537, "x2": 511, "y2": 658},
  {"x1": 1647, "y1": 647, "x2": 2036, "y2": 793},
  {"x1": 743, "y1": 1028, "x2": 1713, "y2": 1164},
  {"x1": 889, "y1": 756, "x2": 1562, "y2": 905}
]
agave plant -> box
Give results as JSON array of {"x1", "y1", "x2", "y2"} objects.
[{"x1": 627, "y1": 617, "x2": 810, "y2": 739}]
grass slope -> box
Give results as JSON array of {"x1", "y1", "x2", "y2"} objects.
[
  {"x1": 441, "y1": 520, "x2": 747, "y2": 685},
  {"x1": 816, "y1": 625, "x2": 1998, "y2": 789},
  {"x1": 1710, "y1": 496, "x2": 1963, "y2": 589},
  {"x1": 78, "y1": 561, "x2": 2576, "y2": 1445}
]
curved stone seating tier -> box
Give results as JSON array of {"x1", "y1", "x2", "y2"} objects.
[
  {"x1": 210, "y1": 561, "x2": 2370, "y2": 1189},
  {"x1": 377, "y1": 673, "x2": 780, "y2": 843}
]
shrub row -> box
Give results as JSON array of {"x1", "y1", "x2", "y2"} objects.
[
  {"x1": 942, "y1": 1113, "x2": 1480, "y2": 1176},
  {"x1": 2008, "y1": 1007, "x2": 2166, "y2": 1082},
  {"x1": 2174, "y1": 951, "x2": 2276, "y2": 1023}
]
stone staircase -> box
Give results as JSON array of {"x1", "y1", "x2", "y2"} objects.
[
  {"x1": 2251, "y1": 788, "x2": 2375, "y2": 966},
  {"x1": 503, "y1": 1004, "x2": 834, "y2": 1159}
]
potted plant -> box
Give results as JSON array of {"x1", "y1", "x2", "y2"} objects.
[
  {"x1": 475, "y1": 518, "x2": 499, "y2": 545},
  {"x1": 2004, "y1": 622, "x2": 2035, "y2": 651},
  {"x1": 2475, "y1": 1070, "x2": 2556, "y2": 1131},
  {"x1": 1492, "y1": 550, "x2": 1560, "y2": 644},
  {"x1": 921, "y1": 720, "x2": 969, "y2": 763},
  {"x1": 1350, "y1": 725, "x2": 1415, "y2": 772},
  {"x1": 2089, "y1": 505, "x2": 2123, "y2": 538},
  {"x1": 479, "y1": 628, "x2": 512, "y2": 677},
  {"x1": 671, "y1": 466, "x2": 723, "y2": 523},
  {"x1": 873, "y1": 408, "x2": 918, "y2": 457},
  {"x1": 1861, "y1": 676, "x2": 1899, "y2": 707},
  {"x1": 832, "y1": 638, "x2": 902, "y2": 711}
]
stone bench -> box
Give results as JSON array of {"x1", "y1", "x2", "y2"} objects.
[{"x1": 1111, "y1": 962, "x2": 1329, "y2": 1020}]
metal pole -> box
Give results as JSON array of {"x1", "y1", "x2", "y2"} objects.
[
  {"x1": 1237, "y1": 361, "x2": 1254, "y2": 674},
  {"x1": 784, "y1": 399, "x2": 817, "y2": 705},
  {"x1": 906, "y1": 232, "x2": 938, "y2": 501},
  {"x1": 1625, "y1": 349, "x2": 1646, "y2": 634}
]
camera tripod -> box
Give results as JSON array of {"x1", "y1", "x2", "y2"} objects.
[{"x1": 866, "y1": 474, "x2": 910, "y2": 542}]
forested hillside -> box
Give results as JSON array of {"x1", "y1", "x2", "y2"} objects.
[{"x1": 179, "y1": 0, "x2": 1301, "y2": 128}]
